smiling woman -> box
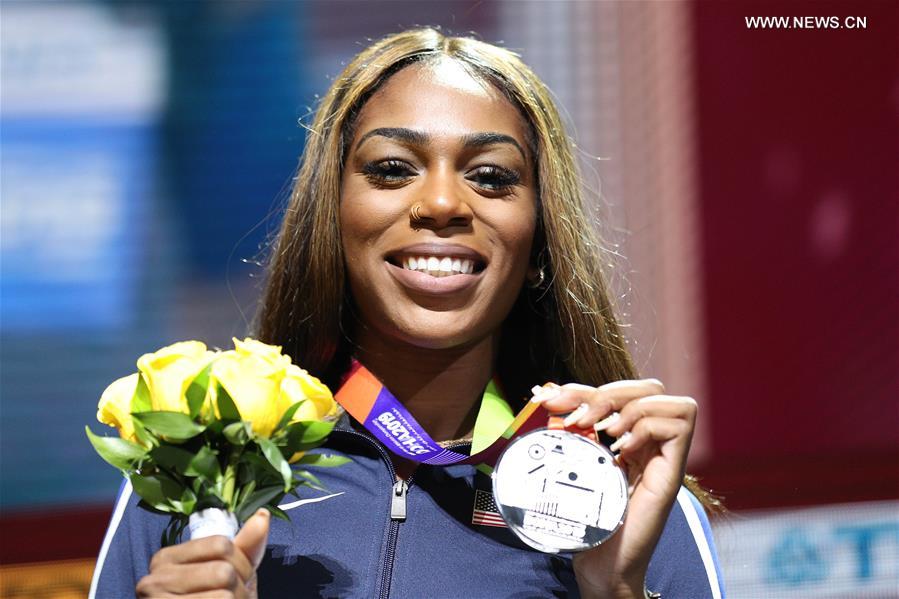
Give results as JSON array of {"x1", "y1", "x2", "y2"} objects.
[
  {"x1": 90, "y1": 28, "x2": 725, "y2": 599},
  {"x1": 343, "y1": 60, "x2": 536, "y2": 339}
]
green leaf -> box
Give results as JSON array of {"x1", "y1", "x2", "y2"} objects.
[
  {"x1": 133, "y1": 411, "x2": 205, "y2": 440},
  {"x1": 86, "y1": 426, "x2": 147, "y2": 471},
  {"x1": 284, "y1": 421, "x2": 334, "y2": 454},
  {"x1": 130, "y1": 472, "x2": 183, "y2": 513},
  {"x1": 236, "y1": 480, "x2": 257, "y2": 505},
  {"x1": 294, "y1": 469, "x2": 324, "y2": 490},
  {"x1": 149, "y1": 445, "x2": 194, "y2": 472},
  {"x1": 168, "y1": 486, "x2": 198, "y2": 515},
  {"x1": 293, "y1": 453, "x2": 351, "y2": 468},
  {"x1": 273, "y1": 400, "x2": 305, "y2": 433},
  {"x1": 284, "y1": 441, "x2": 325, "y2": 459},
  {"x1": 132, "y1": 419, "x2": 158, "y2": 448},
  {"x1": 297, "y1": 420, "x2": 335, "y2": 442},
  {"x1": 186, "y1": 362, "x2": 214, "y2": 419},
  {"x1": 238, "y1": 453, "x2": 281, "y2": 488},
  {"x1": 216, "y1": 384, "x2": 241, "y2": 421},
  {"x1": 235, "y1": 485, "x2": 284, "y2": 523},
  {"x1": 296, "y1": 480, "x2": 326, "y2": 493},
  {"x1": 150, "y1": 444, "x2": 219, "y2": 483},
  {"x1": 223, "y1": 421, "x2": 251, "y2": 446},
  {"x1": 132, "y1": 374, "x2": 151, "y2": 413},
  {"x1": 187, "y1": 445, "x2": 221, "y2": 482},
  {"x1": 257, "y1": 437, "x2": 292, "y2": 492},
  {"x1": 205, "y1": 418, "x2": 224, "y2": 436},
  {"x1": 194, "y1": 492, "x2": 227, "y2": 512},
  {"x1": 268, "y1": 505, "x2": 290, "y2": 521}
]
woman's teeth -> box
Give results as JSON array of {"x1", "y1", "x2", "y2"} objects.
[{"x1": 401, "y1": 256, "x2": 475, "y2": 277}]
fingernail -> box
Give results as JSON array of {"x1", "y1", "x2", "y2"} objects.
[
  {"x1": 256, "y1": 508, "x2": 270, "y2": 519},
  {"x1": 610, "y1": 431, "x2": 632, "y2": 452},
  {"x1": 593, "y1": 411, "x2": 620, "y2": 432},
  {"x1": 530, "y1": 385, "x2": 544, "y2": 396},
  {"x1": 531, "y1": 387, "x2": 561, "y2": 403},
  {"x1": 563, "y1": 403, "x2": 588, "y2": 427}
]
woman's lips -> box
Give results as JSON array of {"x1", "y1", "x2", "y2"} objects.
[{"x1": 385, "y1": 260, "x2": 483, "y2": 295}]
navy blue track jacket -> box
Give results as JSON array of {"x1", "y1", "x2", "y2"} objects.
[{"x1": 90, "y1": 416, "x2": 725, "y2": 598}]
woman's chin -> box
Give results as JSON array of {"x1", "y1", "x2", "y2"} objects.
[
  {"x1": 350, "y1": 290, "x2": 504, "y2": 353},
  {"x1": 397, "y1": 328, "x2": 484, "y2": 351},
  {"x1": 376, "y1": 314, "x2": 491, "y2": 352}
]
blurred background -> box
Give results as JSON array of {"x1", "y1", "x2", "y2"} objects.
[{"x1": 1, "y1": 1, "x2": 896, "y2": 597}]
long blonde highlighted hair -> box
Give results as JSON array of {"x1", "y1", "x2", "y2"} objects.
[{"x1": 258, "y1": 27, "x2": 636, "y2": 397}]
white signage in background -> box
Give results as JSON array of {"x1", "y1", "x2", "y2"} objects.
[
  {"x1": 1, "y1": 2, "x2": 165, "y2": 119},
  {"x1": 0, "y1": 2, "x2": 165, "y2": 331},
  {"x1": 713, "y1": 500, "x2": 899, "y2": 598}
]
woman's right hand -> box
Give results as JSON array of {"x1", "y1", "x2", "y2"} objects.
[{"x1": 136, "y1": 508, "x2": 270, "y2": 598}]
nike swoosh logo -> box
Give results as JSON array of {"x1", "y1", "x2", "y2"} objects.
[{"x1": 278, "y1": 492, "x2": 344, "y2": 511}]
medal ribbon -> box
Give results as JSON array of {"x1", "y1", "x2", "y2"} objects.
[{"x1": 335, "y1": 361, "x2": 553, "y2": 467}]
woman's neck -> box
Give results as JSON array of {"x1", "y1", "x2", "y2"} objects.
[{"x1": 353, "y1": 329, "x2": 499, "y2": 442}]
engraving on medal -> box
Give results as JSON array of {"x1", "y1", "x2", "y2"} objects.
[{"x1": 492, "y1": 429, "x2": 628, "y2": 553}]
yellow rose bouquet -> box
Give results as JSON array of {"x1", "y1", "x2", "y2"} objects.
[{"x1": 86, "y1": 338, "x2": 346, "y2": 545}]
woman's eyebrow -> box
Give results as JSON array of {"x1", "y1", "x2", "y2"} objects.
[
  {"x1": 460, "y1": 132, "x2": 527, "y2": 161},
  {"x1": 356, "y1": 127, "x2": 428, "y2": 150},
  {"x1": 355, "y1": 127, "x2": 526, "y2": 161}
]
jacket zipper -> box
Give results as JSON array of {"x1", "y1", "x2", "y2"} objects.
[
  {"x1": 377, "y1": 441, "x2": 471, "y2": 597},
  {"x1": 329, "y1": 429, "x2": 414, "y2": 599},
  {"x1": 331, "y1": 429, "x2": 470, "y2": 598},
  {"x1": 390, "y1": 479, "x2": 408, "y2": 520}
]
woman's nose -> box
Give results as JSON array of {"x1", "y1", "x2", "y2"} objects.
[{"x1": 412, "y1": 169, "x2": 473, "y2": 230}]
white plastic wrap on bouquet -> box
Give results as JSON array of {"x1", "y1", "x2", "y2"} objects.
[{"x1": 189, "y1": 508, "x2": 239, "y2": 540}]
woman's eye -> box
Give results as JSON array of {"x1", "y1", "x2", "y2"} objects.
[
  {"x1": 467, "y1": 165, "x2": 521, "y2": 193},
  {"x1": 361, "y1": 159, "x2": 416, "y2": 186}
]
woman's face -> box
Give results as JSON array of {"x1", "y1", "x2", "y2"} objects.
[{"x1": 340, "y1": 60, "x2": 538, "y2": 350}]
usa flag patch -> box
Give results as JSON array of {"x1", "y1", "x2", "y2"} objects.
[{"x1": 472, "y1": 489, "x2": 507, "y2": 528}]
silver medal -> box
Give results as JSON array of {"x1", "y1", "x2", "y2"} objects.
[{"x1": 492, "y1": 428, "x2": 628, "y2": 553}]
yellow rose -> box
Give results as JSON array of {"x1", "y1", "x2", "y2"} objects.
[
  {"x1": 137, "y1": 341, "x2": 214, "y2": 414},
  {"x1": 280, "y1": 364, "x2": 337, "y2": 422},
  {"x1": 97, "y1": 373, "x2": 140, "y2": 441},
  {"x1": 232, "y1": 337, "x2": 292, "y2": 370},
  {"x1": 279, "y1": 364, "x2": 336, "y2": 462},
  {"x1": 211, "y1": 349, "x2": 287, "y2": 438}
]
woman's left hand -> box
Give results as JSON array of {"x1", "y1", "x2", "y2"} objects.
[{"x1": 531, "y1": 379, "x2": 697, "y2": 599}]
